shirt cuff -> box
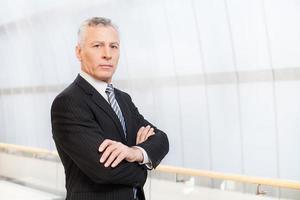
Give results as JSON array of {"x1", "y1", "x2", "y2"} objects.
[{"x1": 134, "y1": 146, "x2": 153, "y2": 169}]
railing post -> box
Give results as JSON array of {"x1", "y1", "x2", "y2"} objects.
[{"x1": 256, "y1": 184, "x2": 267, "y2": 195}]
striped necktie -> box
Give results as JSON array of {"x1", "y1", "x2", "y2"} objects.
[
  {"x1": 105, "y1": 84, "x2": 127, "y2": 137},
  {"x1": 106, "y1": 84, "x2": 138, "y2": 199}
]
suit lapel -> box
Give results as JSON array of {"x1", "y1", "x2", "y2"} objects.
[
  {"x1": 115, "y1": 91, "x2": 133, "y2": 145},
  {"x1": 74, "y1": 75, "x2": 126, "y2": 142},
  {"x1": 92, "y1": 92, "x2": 127, "y2": 141}
]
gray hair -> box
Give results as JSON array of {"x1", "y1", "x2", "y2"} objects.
[{"x1": 77, "y1": 17, "x2": 119, "y2": 45}]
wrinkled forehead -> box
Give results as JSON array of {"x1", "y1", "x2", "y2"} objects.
[{"x1": 79, "y1": 25, "x2": 120, "y2": 45}]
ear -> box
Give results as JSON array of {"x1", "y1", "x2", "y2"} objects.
[{"x1": 75, "y1": 45, "x2": 82, "y2": 61}]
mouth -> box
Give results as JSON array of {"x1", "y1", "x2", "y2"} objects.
[{"x1": 98, "y1": 64, "x2": 113, "y2": 69}]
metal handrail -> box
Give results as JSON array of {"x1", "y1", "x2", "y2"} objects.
[
  {"x1": 156, "y1": 165, "x2": 300, "y2": 190},
  {"x1": 1, "y1": 143, "x2": 299, "y2": 190}
]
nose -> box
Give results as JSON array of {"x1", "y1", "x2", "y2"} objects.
[{"x1": 102, "y1": 46, "x2": 112, "y2": 60}]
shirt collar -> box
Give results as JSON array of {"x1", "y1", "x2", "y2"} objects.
[{"x1": 79, "y1": 70, "x2": 110, "y2": 102}]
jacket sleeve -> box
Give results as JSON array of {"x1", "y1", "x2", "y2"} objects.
[
  {"x1": 51, "y1": 94, "x2": 147, "y2": 187},
  {"x1": 124, "y1": 93, "x2": 169, "y2": 169}
]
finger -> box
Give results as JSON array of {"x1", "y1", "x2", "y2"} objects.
[
  {"x1": 136, "y1": 126, "x2": 145, "y2": 144},
  {"x1": 99, "y1": 139, "x2": 114, "y2": 152},
  {"x1": 100, "y1": 142, "x2": 118, "y2": 163},
  {"x1": 143, "y1": 128, "x2": 154, "y2": 142},
  {"x1": 136, "y1": 126, "x2": 145, "y2": 142},
  {"x1": 141, "y1": 125, "x2": 151, "y2": 136},
  {"x1": 146, "y1": 128, "x2": 154, "y2": 139},
  {"x1": 141, "y1": 125, "x2": 151, "y2": 142},
  {"x1": 104, "y1": 147, "x2": 122, "y2": 167},
  {"x1": 111, "y1": 151, "x2": 126, "y2": 168},
  {"x1": 137, "y1": 126, "x2": 152, "y2": 144}
]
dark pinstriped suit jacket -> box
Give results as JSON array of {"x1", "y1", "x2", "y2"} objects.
[{"x1": 51, "y1": 75, "x2": 169, "y2": 200}]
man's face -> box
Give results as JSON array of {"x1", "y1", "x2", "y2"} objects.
[{"x1": 76, "y1": 25, "x2": 120, "y2": 83}]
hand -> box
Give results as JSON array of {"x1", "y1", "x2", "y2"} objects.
[
  {"x1": 136, "y1": 125, "x2": 155, "y2": 145},
  {"x1": 98, "y1": 139, "x2": 143, "y2": 168}
]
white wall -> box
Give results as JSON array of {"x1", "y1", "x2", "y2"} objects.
[{"x1": 0, "y1": 0, "x2": 300, "y2": 182}]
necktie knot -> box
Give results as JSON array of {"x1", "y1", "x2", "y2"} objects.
[{"x1": 105, "y1": 84, "x2": 114, "y2": 94}]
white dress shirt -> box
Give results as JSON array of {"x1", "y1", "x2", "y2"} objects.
[{"x1": 79, "y1": 71, "x2": 151, "y2": 167}]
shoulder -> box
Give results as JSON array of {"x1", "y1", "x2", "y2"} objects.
[
  {"x1": 51, "y1": 81, "x2": 87, "y2": 113},
  {"x1": 53, "y1": 74, "x2": 96, "y2": 105}
]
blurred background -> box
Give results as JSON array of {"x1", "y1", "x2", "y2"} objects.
[{"x1": 0, "y1": 0, "x2": 300, "y2": 196}]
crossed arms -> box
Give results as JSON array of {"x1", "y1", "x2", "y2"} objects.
[
  {"x1": 99, "y1": 125, "x2": 155, "y2": 168},
  {"x1": 51, "y1": 92, "x2": 169, "y2": 187}
]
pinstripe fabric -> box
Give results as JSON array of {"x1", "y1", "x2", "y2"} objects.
[
  {"x1": 106, "y1": 84, "x2": 139, "y2": 199},
  {"x1": 51, "y1": 75, "x2": 169, "y2": 200},
  {"x1": 106, "y1": 84, "x2": 127, "y2": 137}
]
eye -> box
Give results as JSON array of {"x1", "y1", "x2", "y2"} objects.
[
  {"x1": 93, "y1": 44, "x2": 100, "y2": 48},
  {"x1": 111, "y1": 45, "x2": 119, "y2": 49}
]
